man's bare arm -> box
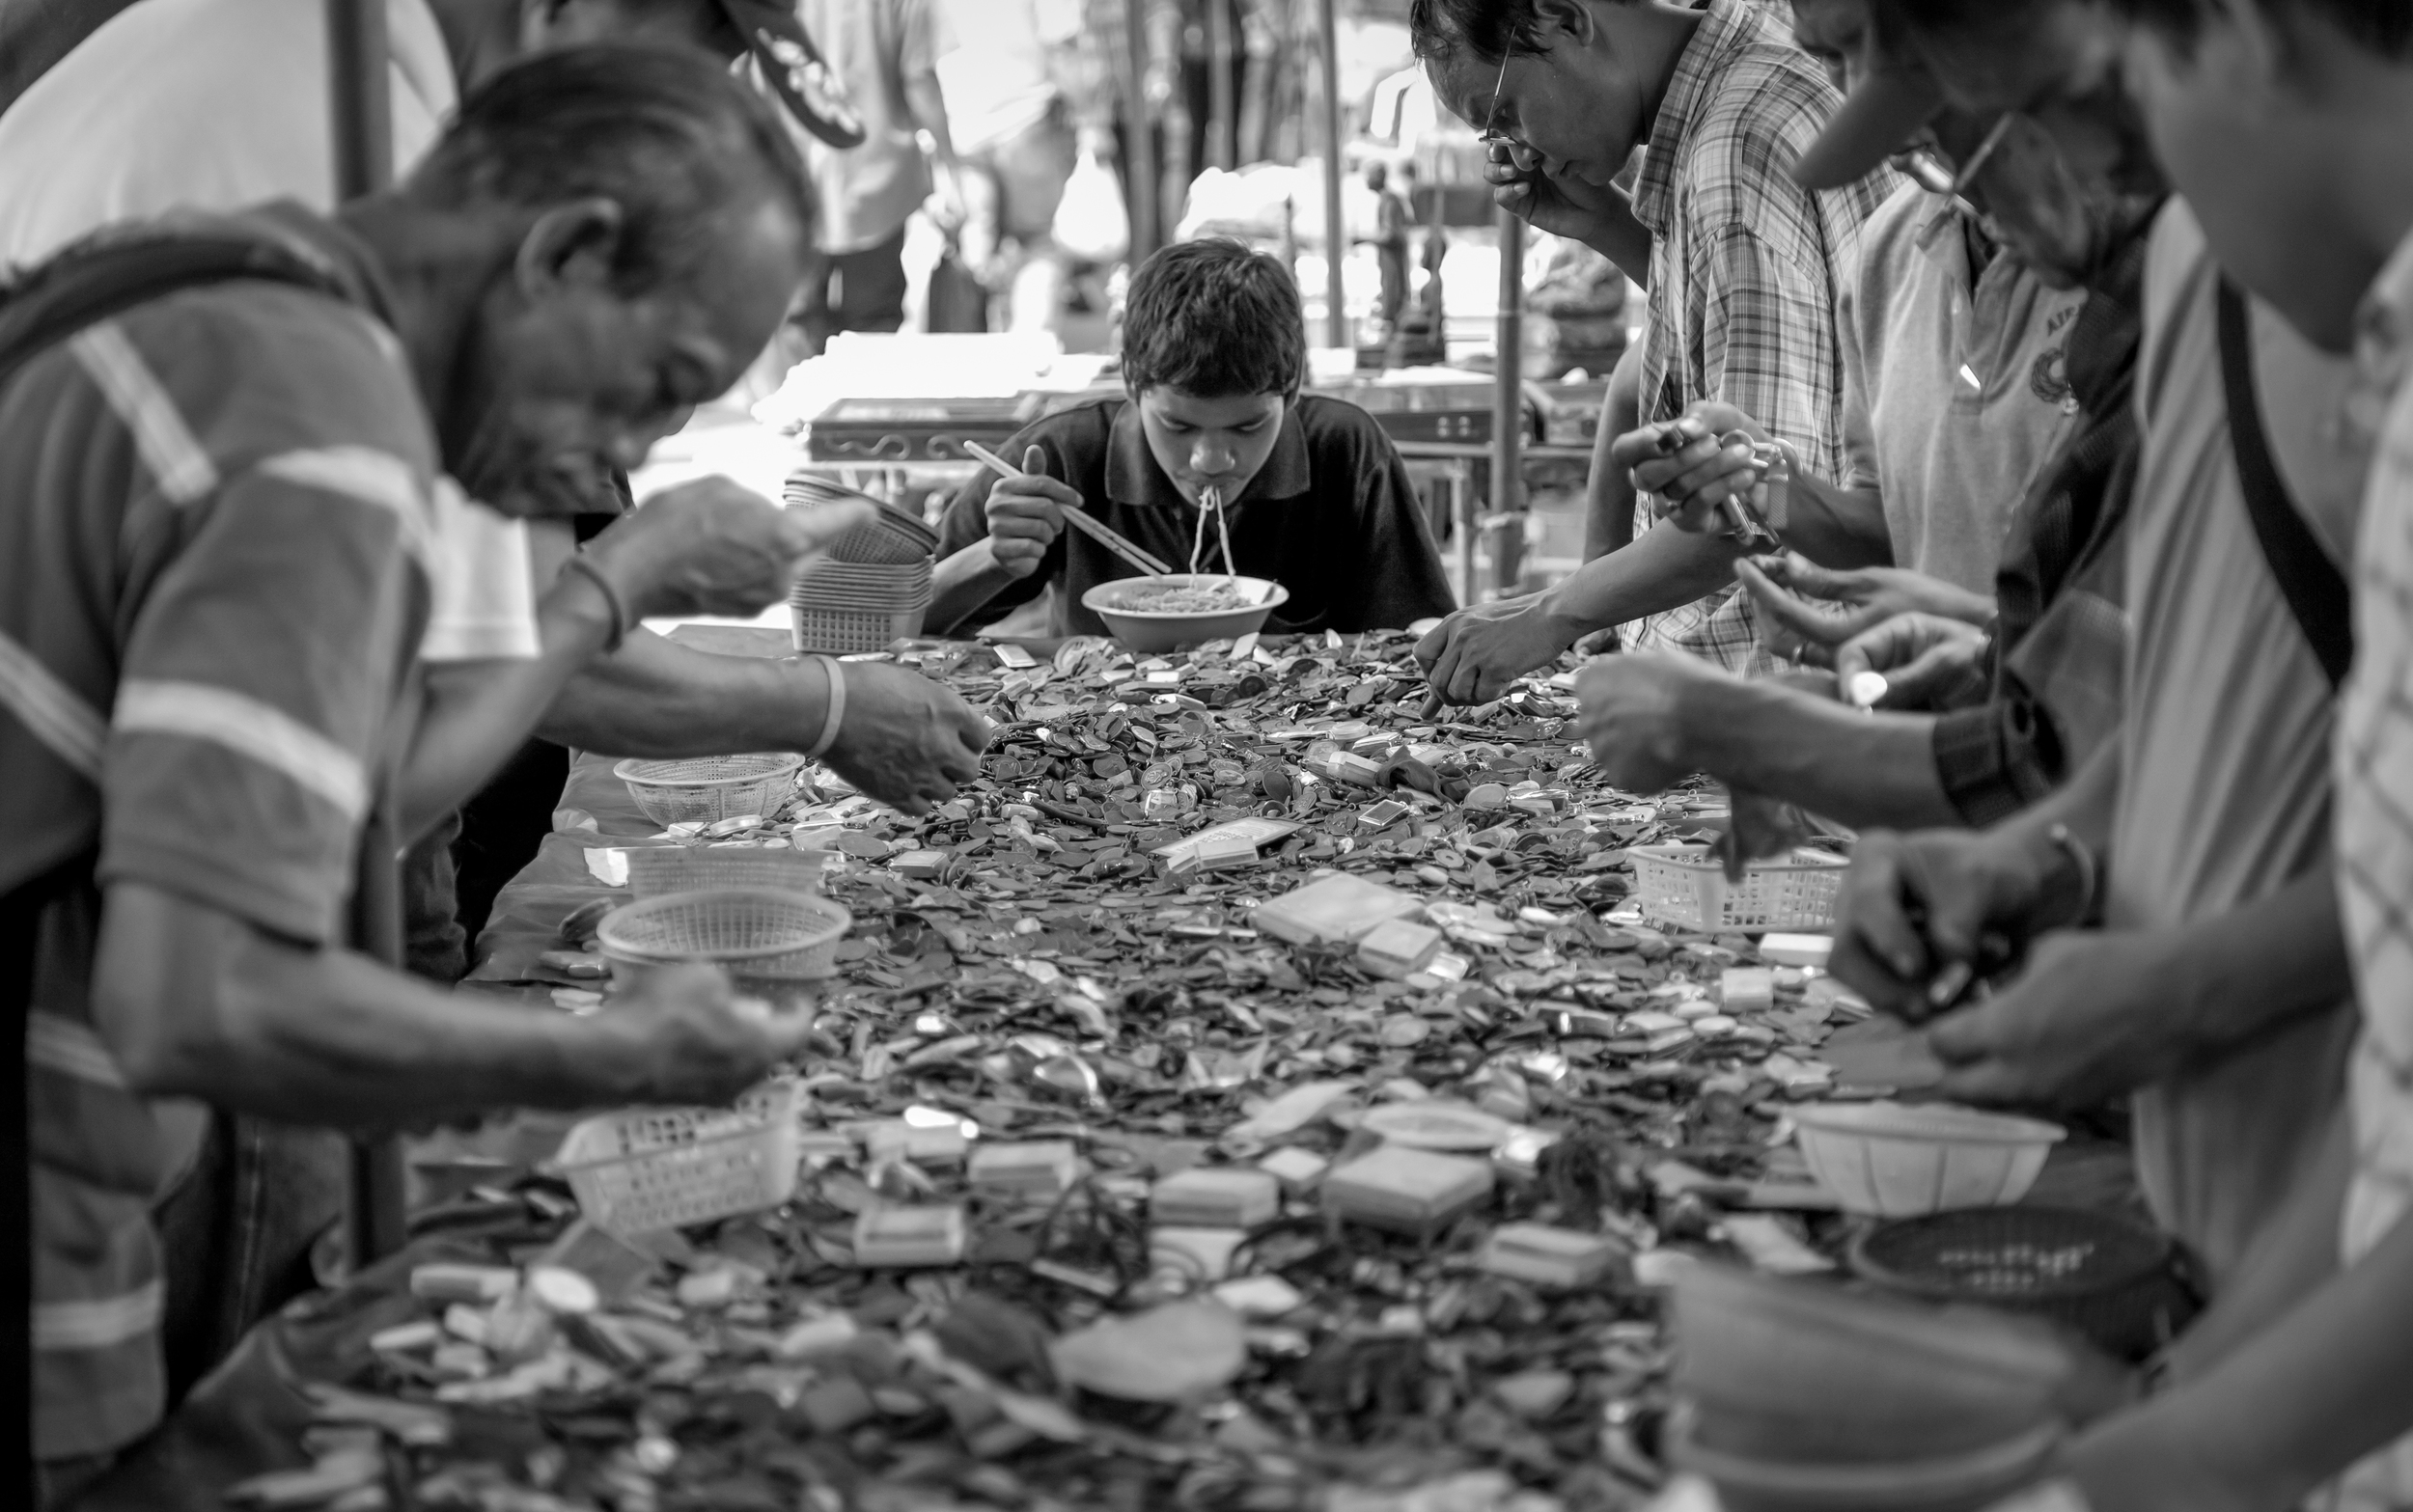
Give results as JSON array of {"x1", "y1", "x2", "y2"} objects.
[{"x1": 90, "y1": 883, "x2": 814, "y2": 1128}]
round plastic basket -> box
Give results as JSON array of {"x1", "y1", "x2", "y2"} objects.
[
  {"x1": 615, "y1": 752, "x2": 804, "y2": 827},
  {"x1": 624, "y1": 845, "x2": 826, "y2": 899},
  {"x1": 596, "y1": 889, "x2": 850, "y2": 981},
  {"x1": 1848, "y1": 1206, "x2": 2200, "y2": 1361},
  {"x1": 554, "y1": 1079, "x2": 803, "y2": 1234},
  {"x1": 1628, "y1": 842, "x2": 1846, "y2": 932},
  {"x1": 1789, "y1": 1102, "x2": 2065, "y2": 1217}
]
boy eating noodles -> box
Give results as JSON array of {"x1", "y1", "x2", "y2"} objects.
[{"x1": 927, "y1": 237, "x2": 1456, "y2": 638}]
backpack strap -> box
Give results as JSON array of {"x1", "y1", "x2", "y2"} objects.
[
  {"x1": 0, "y1": 229, "x2": 357, "y2": 382},
  {"x1": 2215, "y1": 279, "x2": 2353, "y2": 687}
]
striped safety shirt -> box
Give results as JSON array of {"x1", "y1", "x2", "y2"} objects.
[
  {"x1": 1623, "y1": 0, "x2": 1897, "y2": 674},
  {"x1": 0, "y1": 205, "x2": 434, "y2": 1461}
]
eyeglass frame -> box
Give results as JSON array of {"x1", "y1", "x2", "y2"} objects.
[
  {"x1": 1889, "y1": 108, "x2": 2016, "y2": 204},
  {"x1": 1479, "y1": 47, "x2": 1515, "y2": 145}
]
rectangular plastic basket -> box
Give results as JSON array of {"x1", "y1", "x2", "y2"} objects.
[
  {"x1": 624, "y1": 844, "x2": 827, "y2": 899},
  {"x1": 554, "y1": 1080, "x2": 803, "y2": 1235},
  {"x1": 1628, "y1": 843, "x2": 1848, "y2": 932},
  {"x1": 790, "y1": 601, "x2": 930, "y2": 654}
]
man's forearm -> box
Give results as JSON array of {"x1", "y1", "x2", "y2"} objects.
[
  {"x1": 93, "y1": 882, "x2": 647, "y2": 1128},
  {"x1": 1584, "y1": 347, "x2": 1644, "y2": 562},
  {"x1": 1777, "y1": 474, "x2": 1895, "y2": 570},
  {"x1": 2070, "y1": 1167, "x2": 2413, "y2": 1512},
  {"x1": 2160, "y1": 1106, "x2": 2349, "y2": 1387},
  {"x1": 540, "y1": 628, "x2": 826, "y2": 757},
  {"x1": 1674, "y1": 674, "x2": 1960, "y2": 829},
  {"x1": 2164, "y1": 871, "x2": 2352, "y2": 1065},
  {"x1": 1578, "y1": 188, "x2": 1651, "y2": 289},
  {"x1": 928, "y1": 540, "x2": 1018, "y2": 637},
  {"x1": 1544, "y1": 518, "x2": 1743, "y2": 634},
  {"x1": 400, "y1": 571, "x2": 619, "y2": 838},
  {"x1": 904, "y1": 71, "x2": 957, "y2": 163}
]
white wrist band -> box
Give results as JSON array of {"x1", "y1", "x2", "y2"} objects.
[{"x1": 805, "y1": 656, "x2": 846, "y2": 759}]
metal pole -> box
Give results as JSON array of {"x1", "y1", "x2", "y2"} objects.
[
  {"x1": 326, "y1": 0, "x2": 391, "y2": 199},
  {"x1": 1122, "y1": 0, "x2": 1159, "y2": 261},
  {"x1": 327, "y1": 0, "x2": 406, "y2": 1269},
  {"x1": 1316, "y1": 0, "x2": 1346, "y2": 348},
  {"x1": 1490, "y1": 206, "x2": 1525, "y2": 597},
  {"x1": 1207, "y1": 0, "x2": 1235, "y2": 172}
]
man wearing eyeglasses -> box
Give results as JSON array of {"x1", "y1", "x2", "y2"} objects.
[
  {"x1": 1409, "y1": 0, "x2": 1897, "y2": 702},
  {"x1": 1819, "y1": 0, "x2": 2366, "y2": 1306},
  {"x1": 1559, "y1": 0, "x2": 2157, "y2": 848}
]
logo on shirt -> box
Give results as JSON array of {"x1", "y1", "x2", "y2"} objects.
[{"x1": 2030, "y1": 344, "x2": 2075, "y2": 413}]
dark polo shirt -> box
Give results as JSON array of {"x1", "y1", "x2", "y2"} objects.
[{"x1": 931, "y1": 393, "x2": 1456, "y2": 638}]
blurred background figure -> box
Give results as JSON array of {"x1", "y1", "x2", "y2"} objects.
[
  {"x1": 934, "y1": 0, "x2": 1108, "y2": 335},
  {"x1": 1359, "y1": 158, "x2": 1411, "y2": 328},
  {"x1": 791, "y1": 0, "x2": 963, "y2": 354}
]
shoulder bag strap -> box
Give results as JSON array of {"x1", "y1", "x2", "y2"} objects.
[{"x1": 2215, "y1": 278, "x2": 2353, "y2": 687}]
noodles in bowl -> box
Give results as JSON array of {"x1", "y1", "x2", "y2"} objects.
[
  {"x1": 1116, "y1": 580, "x2": 1251, "y2": 614},
  {"x1": 1081, "y1": 573, "x2": 1290, "y2": 651}
]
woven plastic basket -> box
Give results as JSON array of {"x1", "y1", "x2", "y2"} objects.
[
  {"x1": 555, "y1": 1079, "x2": 803, "y2": 1234},
  {"x1": 615, "y1": 753, "x2": 805, "y2": 827},
  {"x1": 785, "y1": 476, "x2": 939, "y2": 564},
  {"x1": 790, "y1": 561, "x2": 932, "y2": 654},
  {"x1": 596, "y1": 888, "x2": 850, "y2": 981},
  {"x1": 1848, "y1": 1206, "x2": 2200, "y2": 1361},
  {"x1": 624, "y1": 845, "x2": 826, "y2": 899},
  {"x1": 1629, "y1": 842, "x2": 1847, "y2": 932}
]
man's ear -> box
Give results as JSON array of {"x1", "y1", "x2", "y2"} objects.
[
  {"x1": 1530, "y1": 0, "x2": 1596, "y2": 50},
  {"x1": 514, "y1": 199, "x2": 625, "y2": 296}
]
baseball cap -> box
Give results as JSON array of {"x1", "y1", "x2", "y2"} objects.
[
  {"x1": 1791, "y1": 64, "x2": 1945, "y2": 189},
  {"x1": 717, "y1": 0, "x2": 867, "y2": 149}
]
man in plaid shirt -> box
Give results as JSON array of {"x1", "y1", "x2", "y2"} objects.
[{"x1": 1413, "y1": 0, "x2": 1896, "y2": 701}]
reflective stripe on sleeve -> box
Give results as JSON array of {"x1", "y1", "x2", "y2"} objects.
[
  {"x1": 113, "y1": 678, "x2": 368, "y2": 821},
  {"x1": 0, "y1": 629, "x2": 107, "y2": 779},
  {"x1": 32, "y1": 1278, "x2": 163, "y2": 1352},
  {"x1": 255, "y1": 445, "x2": 436, "y2": 572},
  {"x1": 69, "y1": 322, "x2": 218, "y2": 505},
  {"x1": 25, "y1": 1014, "x2": 127, "y2": 1091}
]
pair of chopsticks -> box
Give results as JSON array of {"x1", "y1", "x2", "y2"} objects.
[{"x1": 962, "y1": 440, "x2": 1173, "y2": 577}]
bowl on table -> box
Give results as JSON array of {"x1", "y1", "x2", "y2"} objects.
[
  {"x1": 1789, "y1": 1101, "x2": 2065, "y2": 1217},
  {"x1": 1081, "y1": 574, "x2": 1289, "y2": 652},
  {"x1": 1671, "y1": 1263, "x2": 2074, "y2": 1466}
]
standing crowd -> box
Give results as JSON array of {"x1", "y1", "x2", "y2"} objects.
[{"x1": 2, "y1": 0, "x2": 2412, "y2": 1509}]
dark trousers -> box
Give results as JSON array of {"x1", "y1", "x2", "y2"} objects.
[{"x1": 797, "y1": 226, "x2": 911, "y2": 356}]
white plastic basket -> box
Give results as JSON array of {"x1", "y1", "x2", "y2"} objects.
[
  {"x1": 1628, "y1": 842, "x2": 1847, "y2": 932},
  {"x1": 624, "y1": 845, "x2": 826, "y2": 899},
  {"x1": 555, "y1": 1080, "x2": 803, "y2": 1234},
  {"x1": 615, "y1": 753, "x2": 805, "y2": 827},
  {"x1": 596, "y1": 889, "x2": 850, "y2": 981}
]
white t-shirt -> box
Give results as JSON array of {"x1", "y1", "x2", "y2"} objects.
[
  {"x1": 0, "y1": 0, "x2": 537, "y2": 664},
  {"x1": 934, "y1": 0, "x2": 1080, "y2": 155}
]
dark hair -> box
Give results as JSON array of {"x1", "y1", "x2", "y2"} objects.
[
  {"x1": 2101, "y1": 0, "x2": 2413, "y2": 57},
  {"x1": 1407, "y1": 0, "x2": 1552, "y2": 67},
  {"x1": 1120, "y1": 238, "x2": 1305, "y2": 399},
  {"x1": 406, "y1": 43, "x2": 813, "y2": 291}
]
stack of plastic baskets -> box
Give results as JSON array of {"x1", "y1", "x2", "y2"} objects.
[{"x1": 786, "y1": 473, "x2": 938, "y2": 653}]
